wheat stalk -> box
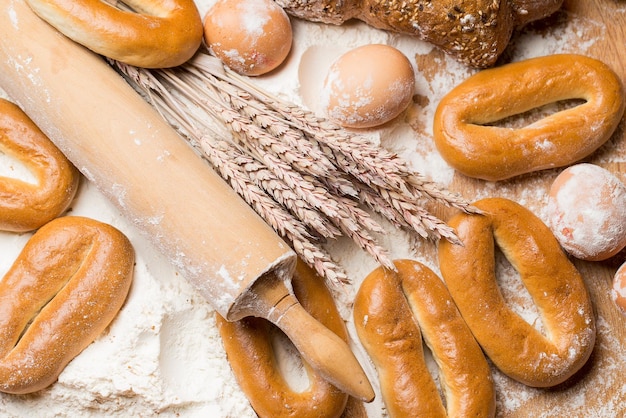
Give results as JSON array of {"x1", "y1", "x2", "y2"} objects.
[
  {"x1": 111, "y1": 51, "x2": 476, "y2": 289},
  {"x1": 115, "y1": 60, "x2": 352, "y2": 285},
  {"x1": 191, "y1": 54, "x2": 477, "y2": 221}
]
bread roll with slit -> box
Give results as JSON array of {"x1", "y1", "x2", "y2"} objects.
[
  {"x1": 0, "y1": 216, "x2": 134, "y2": 394},
  {"x1": 354, "y1": 259, "x2": 495, "y2": 418}
]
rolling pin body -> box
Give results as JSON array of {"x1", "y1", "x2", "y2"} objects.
[
  {"x1": 0, "y1": 0, "x2": 295, "y2": 319},
  {"x1": 0, "y1": 0, "x2": 374, "y2": 402}
]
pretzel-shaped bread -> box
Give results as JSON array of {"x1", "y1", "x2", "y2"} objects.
[{"x1": 438, "y1": 197, "x2": 596, "y2": 387}]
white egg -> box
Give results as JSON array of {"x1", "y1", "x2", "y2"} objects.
[
  {"x1": 203, "y1": 0, "x2": 292, "y2": 76},
  {"x1": 612, "y1": 261, "x2": 626, "y2": 315},
  {"x1": 321, "y1": 44, "x2": 415, "y2": 129}
]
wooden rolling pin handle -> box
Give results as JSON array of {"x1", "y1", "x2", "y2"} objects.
[{"x1": 240, "y1": 275, "x2": 375, "y2": 403}]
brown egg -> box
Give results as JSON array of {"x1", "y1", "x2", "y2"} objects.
[
  {"x1": 321, "y1": 44, "x2": 415, "y2": 129},
  {"x1": 547, "y1": 163, "x2": 626, "y2": 261},
  {"x1": 612, "y1": 262, "x2": 626, "y2": 315},
  {"x1": 203, "y1": 0, "x2": 292, "y2": 76}
]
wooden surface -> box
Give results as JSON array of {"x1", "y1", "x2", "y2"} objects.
[{"x1": 435, "y1": 1, "x2": 626, "y2": 416}]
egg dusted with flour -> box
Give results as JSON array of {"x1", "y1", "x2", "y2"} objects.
[
  {"x1": 203, "y1": 0, "x2": 293, "y2": 76},
  {"x1": 613, "y1": 262, "x2": 626, "y2": 315},
  {"x1": 320, "y1": 44, "x2": 415, "y2": 128},
  {"x1": 547, "y1": 163, "x2": 626, "y2": 261}
]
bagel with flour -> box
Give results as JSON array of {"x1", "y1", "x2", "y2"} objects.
[
  {"x1": 25, "y1": 0, "x2": 203, "y2": 68},
  {"x1": 433, "y1": 54, "x2": 625, "y2": 181},
  {"x1": 0, "y1": 98, "x2": 79, "y2": 232},
  {"x1": 216, "y1": 260, "x2": 349, "y2": 418},
  {"x1": 438, "y1": 197, "x2": 596, "y2": 387}
]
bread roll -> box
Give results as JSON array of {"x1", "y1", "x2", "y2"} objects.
[
  {"x1": 433, "y1": 54, "x2": 625, "y2": 181},
  {"x1": 216, "y1": 260, "x2": 349, "y2": 418},
  {"x1": 0, "y1": 216, "x2": 134, "y2": 394},
  {"x1": 354, "y1": 259, "x2": 495, "y2": 417},
  {"x1": 0, "y1": 98, "x2": 78, "y2": 232},
  {"x1": 25, "y1": 0, "x2": 203, "y2": 68},
  {"x1": 438, "y1": 197, "x2": 596, "y2": 387}
]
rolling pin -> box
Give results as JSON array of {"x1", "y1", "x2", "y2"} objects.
[{"x1": 0, "y1": 0, "x2": 374, "y2": 402}]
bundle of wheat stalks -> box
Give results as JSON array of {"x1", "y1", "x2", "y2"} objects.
[{"x1": 113, "y1": 51, "x2": 476, "y2": 289}]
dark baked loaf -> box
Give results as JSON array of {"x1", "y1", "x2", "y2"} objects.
[{"x1": 276, "y1": 0, "x2": 563, "y2": 67}]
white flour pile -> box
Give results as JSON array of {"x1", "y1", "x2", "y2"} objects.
[{"x1": 0, "y1": 1, "x2": 624, "y2": 417}]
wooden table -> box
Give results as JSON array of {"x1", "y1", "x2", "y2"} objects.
[{"x1": 434, "y1": 1, "x2": 626, "y2": 415}]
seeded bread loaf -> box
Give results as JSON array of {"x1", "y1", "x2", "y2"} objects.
[{"x1": 276, "y1": 0, "x2": 563, "y2": 67}]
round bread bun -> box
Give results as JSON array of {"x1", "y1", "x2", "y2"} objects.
[{"x1": 548, "y1": 163, "x2": 626, "y2": 261}]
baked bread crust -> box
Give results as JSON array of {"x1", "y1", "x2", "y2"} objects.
[
  {"x1": 438, "y1": 198, "x2": 596, "y2": 387},
  {"x1": 0, "y1": 99, "x2": 79, "y2": 232},
  {"x1": 354, "y1": 259, "x2": 496, "y2": 417},
  {"x1": 216, "y1": 260, "x2": 349, "y2": 418},
  {"x1": 433, "y1": 54, "x2": 625, "y2": 181},
  {"x1": 25, "y1": 0, "x2": 203, "y2": 68},
  {"x1": 0, "y1": 216, "x2": 135, "y2": 394},
  {"x1": 276, "y1": 0, "x2": 563, "y2": 67}
]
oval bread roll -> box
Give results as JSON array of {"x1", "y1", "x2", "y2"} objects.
[
  {"x1": 354, "y1": 259, "x2": 495, "y2": 418},
  {"x1": 438, "y1": 197, "x2": 596, "y2": 387},
  {"x1": 0, "y1": 216, "x2": 135, "y2": 394}
]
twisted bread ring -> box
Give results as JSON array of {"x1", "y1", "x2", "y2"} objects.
[
  {"x1": 438, "y1": 197, "x2": 596, "y2": 387},
  {"x1": 0, "y1": 98, "x2": 79, "y2": 232},
  {"x1": 216, "y1": 260, "x2": 349, "y2": 418},
  {"x1": 433, "y1": 54, "x2": 625, "y2": 181},
  {"x1": 25, "y1": 0, "x2": 203, "y2": 68},
  {"x1": 354, "y1": 259, "x2": 495, "y2": 418},
  {"x1": 0, "y1": 216, "x2": 135, "y2": 394}
]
